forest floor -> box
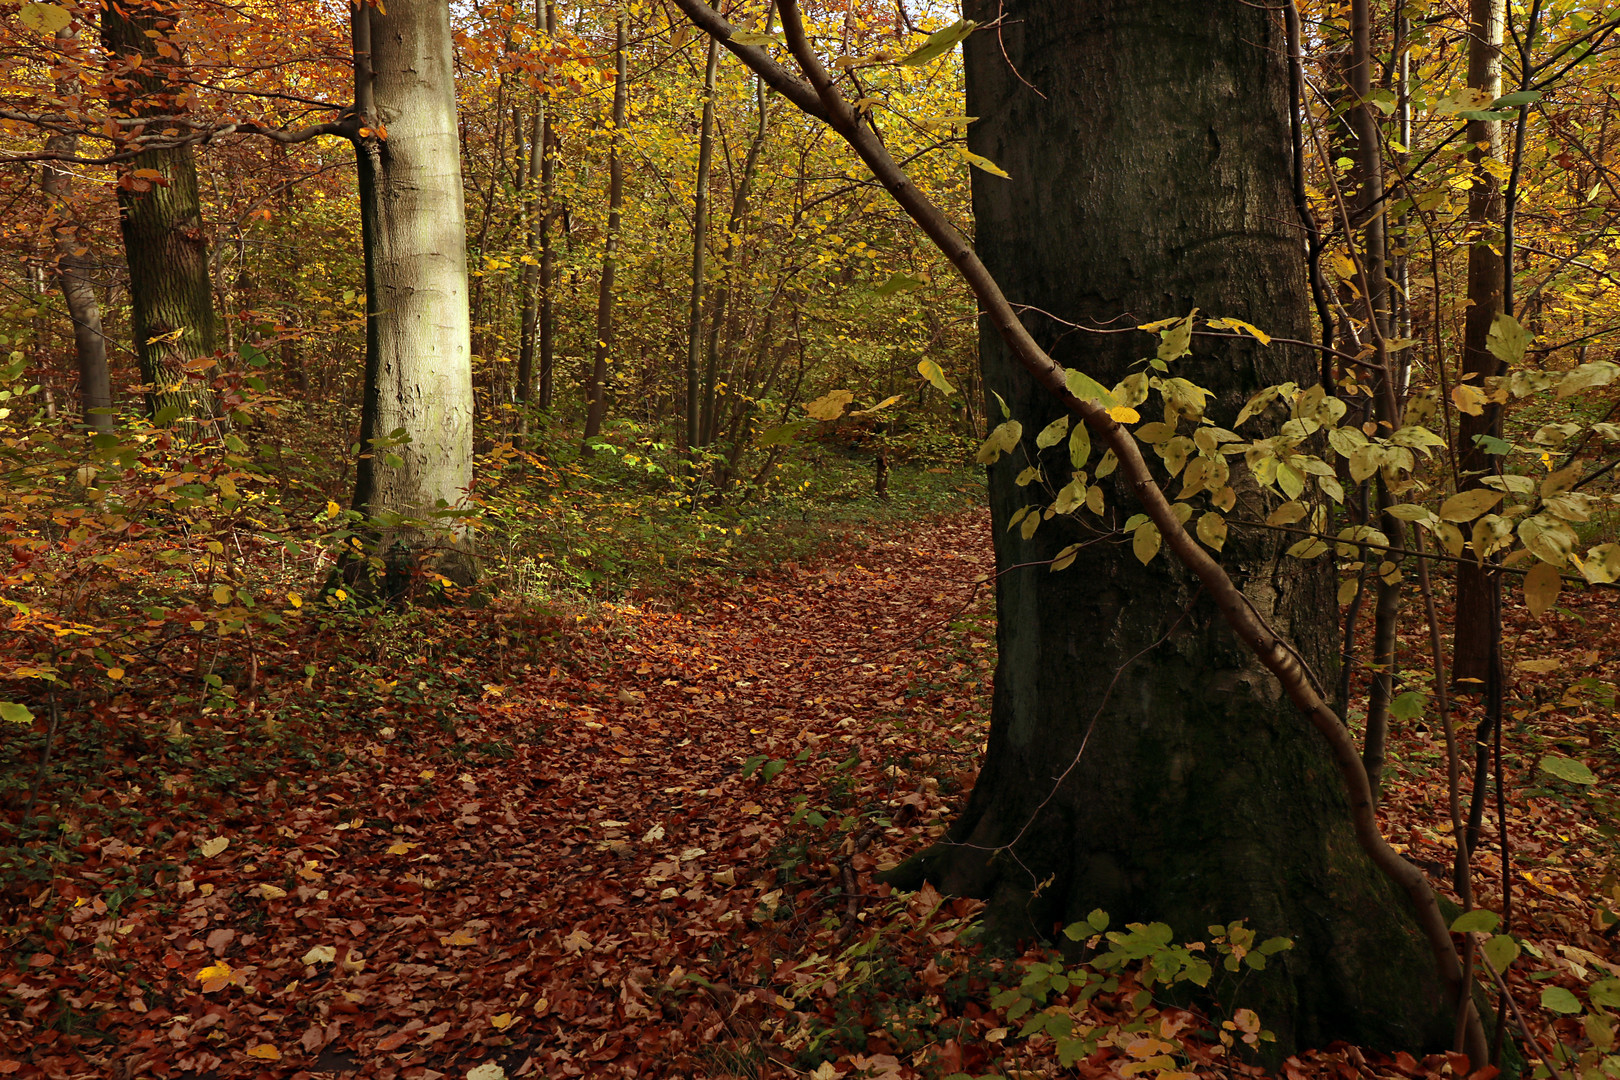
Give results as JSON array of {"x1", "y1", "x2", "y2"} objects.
[{"x1": 2, "y1": 509, "x2": 1619, "y2": 1080}]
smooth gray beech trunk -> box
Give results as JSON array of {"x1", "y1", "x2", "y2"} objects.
[
  {"x1": 350, "y1": 0, "x2": 476, "y2": 583},
  {"x1": 895, "y1": 0, "x2": 1453, "y2": 1053},
  {"x1": 40, "y1": 48, "x2": 112, "y2": 433}
]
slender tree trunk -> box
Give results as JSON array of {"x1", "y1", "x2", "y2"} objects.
[
  {"x1": 40, "y1": 31, "x2": 112, "y2": 432},
  {"x1": 684, "y1": 38, "x2": 719, "y2": 451},
  {"x1": 349, "y1": 0, "x2": 477, "y2": 584},
  {"x1": 892, "y1": 0, "x2": 1453, "y2": 1052},
  {"x1": 701, "y1": 69, "x2": 769, "y2": 448},
  {"x1": 538, "y1": 0, "x2": 557, "y2": 411},
  {"x1": 516, "y1": 87, "x2": 542, "y2": 421},
  {"x1": 1452, "y1": 0, "x2": 1506, "y2": 686},
  {"x1": 582, "y1": 11, "x2": 627, "y2": 449},
  {"x1": 101, "y1": 0, "x2": 218, "y2": 432}
]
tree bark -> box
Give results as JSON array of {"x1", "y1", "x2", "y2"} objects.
[
  {"x1": 100, "y1": 0, "x2": 217, "y2": 431},
  {"x1": 1452, "y1": 0, "x2": 1506, "y2": 687},
  {"x1": 349, "y1": 0, "x2": 477, "y2": 584},
  {"x1": 538, "y1": 0, "x2": 557, "y2": 412},
  {"x1": 40, "y1": 30, "x2": 112, "y2": 433},
  {"x1": 582, "y1": 11, "x2": 627, "y2": 449},
  {"x1": 895, "y1": 0, "x2": 1453, "y2": 1052},
  {"x1": 684, "y1": 38, "x2": 719, "y2": 451}
]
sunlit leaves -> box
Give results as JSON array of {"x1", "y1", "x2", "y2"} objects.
[
  {"x1": 1486, "y1": 313, "x2": 1531, "y2": 367},
  {"x1": 957, "y1": 147, "x2": 1009, "y2": 178},
  {"x1": 976, "y1": 420, "x2": 1023, "y2": 464},
  {"x1": 901, "y1": 19, "x2": 976, "y2": 66}
]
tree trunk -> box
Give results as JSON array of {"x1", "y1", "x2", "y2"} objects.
[
  {"x1": 581, "y1": 12, "x2": 626, "y2": 450},
  {"x1": 898, "y1": 0, "x2": 1452, "y2": 1052},
  {"x1": 1452, "y1": 0, "x2": 1506, "y2": 687},
  {"x1": 684, "y1": 37, "x2": 718, "y2": 452},
  {"x1": 349, "y1": 0, "x2": 477, "y2": 585},
  {"x1": 40, "y1": 34, "x2": 113, "y2": 432},
  {"x1": 538, "y1": 0, "x2": 557, "y2": 412},
  {"x1": 101, "y1": 0, "x2": 218, "y2": 432}
]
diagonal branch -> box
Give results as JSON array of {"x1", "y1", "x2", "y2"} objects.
[{"x1": 669, "y1": 0, "x2": 1489, "y2": 1062}]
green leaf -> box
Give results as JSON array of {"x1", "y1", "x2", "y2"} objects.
[
  {"x1": 1035, "y1": 415, "x2": 1070, "y2": 449},
  {"x1": 1487, "y1": 312, "x2": 1531, "y2": 367},
  {"x1": 976, "y1": 420, "x2": 1023, "y2": 465},
  {"x1": 1088, "y1": 908, "x2": 1109, "y2": 931},
  {"x1": 1482, "y1": 933, "x2": 1521, "y2": 971},
  {"x1": 1064, "y1": 369, "x2": 1118, "y2": 408},
  {"x1": 902, "y1": 19, "x2": 976, "y2": 66},
  {"x1": 1450, "y1": 909, "x2": 1501, "y2": 934},
  {"x1": 761, "y1": 758, "x2": 787, "y2": 782},
  {"x1": 1068, "y1": 423, "x2": 1092, "y2": 472},
  {"x1": 876, "y1": 272, "x2": 927, "y2": 296},
  {"x1": 1492, "y1": 90, "x2": 1542, "y2": 108},
  {"x1": 1389, "y1": 691, "x2": 1427, "y2": 722},
  {"x1": 1, "y1": 702, "x2": 35, "y2": 724},
  {"x1": 1541, "y1": 986, "x2": 1582, "y2": 1015},
  {"x1": 1590, "y1": 978, "x2": 1620, "y2": 1008},
  {"x1": 1538, "y1": 754, "x2": 1597, "y2": 785}
]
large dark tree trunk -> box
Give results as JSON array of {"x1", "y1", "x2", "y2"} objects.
[
  {"x1": 101, "y1": 0, "x2": 219, "y2": 431},
  {"x1": 899, "y1": 0, "x2": 1452, "y2": 1053}
]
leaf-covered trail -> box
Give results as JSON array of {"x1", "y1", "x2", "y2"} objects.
[{"x1": 3, "y1": 513, "x2": 998, "y2": 1079}]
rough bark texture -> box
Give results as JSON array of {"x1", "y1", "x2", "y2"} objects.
[
  {"x1": 350, "y1": 0, "x2": 476, "y2": 583},
  {"x1": 906, "y1": 0, "x2": 1451, "y2": 1053},
  {"x1": 1452, "y1": 0, "x2": 1506, "y2": 686},
  {"x1": 101, "y1": 1, "x2": 217, "y2": 429}
]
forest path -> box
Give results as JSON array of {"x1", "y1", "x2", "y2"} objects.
[{"x1": 40, "y1": 511, "x2": 997, "y2": 1079}]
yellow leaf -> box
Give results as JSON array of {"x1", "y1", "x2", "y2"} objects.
[
  {"x1": 302, "y1": 945, "x2": 337, "y2": 965},
  {"x1": 196, "y1": 961, "x2": 233, "y2": 987},
  {"x1": 258, "y1": 883, "x2": 287, "y2": 900},
  {"x1": 325, "y1": 500, "x2": 341, "y2": 518},
  {"x1": 1196, "y1": 511, "x2": 1227, "y2": 552},
  {"x1": 387, "y1": 842, "x2": 416, "y2": 855},
  {"x1": 20, "y1": 3, "x2": 72, "y2": 34},
  {"x1": 804, "y1": 389, "x2": 854, "y2": 421},
  {"x1": 1108, "y1": 406, "x2": 1141, "y2": 424},
  {"x1": 957, "y1": 146, "x2": 1010, "y2": 178},
  {"x1": 917, "y1": 358, "x2": 956, "y2": 396},
  {"x1": 1451, "y1": 384, "x2": 1487, "y2": 416},
  {"x1": 287, "y1": 592, "x2": 303, "y2": 608},
  {"x1": 490, "y1": 1012, "x2": 518, "y2": 1030},
  {"x1": 1524, "y1": 561, "x2": 1561, "y2": 618},
  {"x1": 212, "y1": 585, "x2": 233, "y2": 607},
  {"x1": 198, "y1": 836, "x2": 229, "y2": 858},
  {"x1": 1133, "y1": 521, "x2": 1161, "y2": 565},
  {"x1": 107, "y1": 667, "x2": 124, "y2": 681},
  {"x1": 440, "y1": 929, "x2": 477, "y2": 947},
  {"x1": 1439, "y1": 489, "x2": 1503, "y2": 522},
  {"x1": 246, "y1": 1044, "x2": 280, "y2": 1061}
]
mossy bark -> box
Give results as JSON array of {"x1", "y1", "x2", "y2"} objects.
[{"x1": 898, "y1": 0, "x2": 1454, "y2": 1053}]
